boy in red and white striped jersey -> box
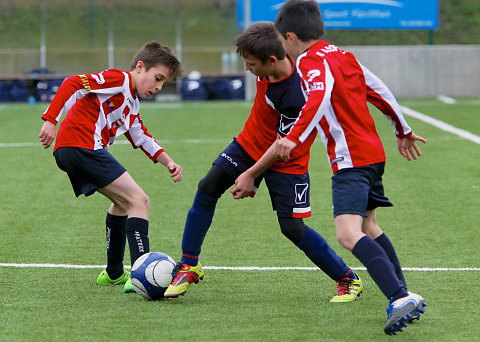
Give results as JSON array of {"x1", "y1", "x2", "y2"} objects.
[
  {"x1": 231, "y1": 0, "x2": 428, "y2": 335},
  {"x1": 38, "y1": 41, "x2": 183, "y2": 292}
]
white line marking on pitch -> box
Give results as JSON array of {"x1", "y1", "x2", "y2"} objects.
[
  {"x1": 401, "y1": 105, "x2": 480, "y2": 144},
  {"x1": 0, "y1": 263, "x2": 478, "y2": 271}
]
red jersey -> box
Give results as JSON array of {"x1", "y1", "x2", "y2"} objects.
[
  {"x1": 286, "y1": 40, "x2": 412, "y2": 174},
  {"x1": 236, "y1": 57, "x2": 315, "y2": 174},
  {"x1": 41, "y1": 69, "x2": 164, "y2": 163}
]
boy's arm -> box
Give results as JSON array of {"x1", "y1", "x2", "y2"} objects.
[
  {"x1": 361, "y1": 63, "x2": 412, "y2": 138},
  {"x1": 39, "y1": 75, "x2": 87, "y2": 148},
  {"x1": 283, "y1": 58, "x2": 329, "y2": 149},
  {"x1": 230, "y1": 139, "x2": 295, "y2": 199},
  {"x1": 156, "y1": 151, "x2": 183, "y2": 183},
  {"x1": 124, "y1": 115, "x2": 166, "y2": 163},
  {"x1": 41, "y1": 75, "x2": 88, "y2": 124},
  {"x1": 360, "y1": 63, "x2": 427, "y2": 159}
]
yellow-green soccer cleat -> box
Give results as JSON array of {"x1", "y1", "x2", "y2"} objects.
[
  {"x1": 164, "y1": 263, "x2": 205, "y2": 298},
  {"x1": 123, "y1": 277, "x2": 135, "y2": 293},
  {"x1": 96, "y1": 270, "x2": 130, "y2": 286},
  {"x1": 329, "y1": 272, "x2": 363, "y2": 303}
]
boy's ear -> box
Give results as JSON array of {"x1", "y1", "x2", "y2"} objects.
[
  {"x1": 285, "y1": 32, "x2": 298, "y2": 43},
  {"x1": 135, "y1": 60, "x2": 145, "y2": 72},
  {"x1": 269, "y1": 55, "x2": 278, "y2": 65}
]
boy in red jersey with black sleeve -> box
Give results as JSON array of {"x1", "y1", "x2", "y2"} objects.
[
  {"x1": 39, "y1": 42, "x2": 183, "y2": 293},
  {"x1": 232, "y1": 0, "x2": 428, "y2": 335},
  {"x1": 164, "y1": 22, "x2": 362, "y2": 302}
]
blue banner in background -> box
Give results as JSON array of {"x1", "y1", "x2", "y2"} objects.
[{"x1": 236, "y1": 0, "x2": 439, "y2": 30}]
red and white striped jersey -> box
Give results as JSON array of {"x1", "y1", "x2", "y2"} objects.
[
  {"x1": 286, "y1": 40, "x2": 412, "y2": 174},
  {"x1": 41, "y1": 69, "x2": 164, "y2": 163}
]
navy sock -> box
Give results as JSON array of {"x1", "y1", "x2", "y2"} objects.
[
  {"x1": 105, "y1": 213, "x2": 127, "y2": 279},
  {"x1": 126, "y1": 217, "x2": 150, "y2": 266},
  {"x1": 352, "y1": 236, "x2": 408, "y2": 301},
  {"x1": 375, "y1": 233, "x2": 407, "y2": 288},
  {"x1": 296, "y1": 227, "x2": 352, "y2": 281},
  {"x1": 181, "y1": 191, "x2": 218, "y2": 266}
]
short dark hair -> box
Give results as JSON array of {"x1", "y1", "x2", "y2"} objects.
[
  {"x1": 130, "y1": 41, "x2": 183, "y2": 82},
  {"x1": 275, "y1": 0, "x2": 325, "y2": 41},
  {"x1": 234, "y1": 21, "x2": 286, "y2": 63}
]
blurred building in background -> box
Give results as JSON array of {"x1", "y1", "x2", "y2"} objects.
[{"x1": 0, "y1": 0, "x2": 479, "y2": 100}]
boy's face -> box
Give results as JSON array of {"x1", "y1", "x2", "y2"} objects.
[
  {"x1": 242, "y1": 54, "x2": 271, "y2": 78},
  {"x1": 132, "y1": 61, "x2": 171, "y2": 99}
]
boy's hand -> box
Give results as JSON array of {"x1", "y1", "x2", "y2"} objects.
[
  {"x1": 396, "y1": 132, "x2": 427, "y2": 161},
  {"x1": 167, "y1": 161, "x2": 183, "y2": 183},
  {"x1": 230, "y1": 171, "x2": 255, "y2": 199},
  {"x1": 39, "y1": 120, "x2": 56, "y2": 149},
  {"x1": 275, "y1": 137, "x2": 297, "y2": 161}
]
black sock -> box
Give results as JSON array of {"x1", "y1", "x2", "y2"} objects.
[
  {"x1": 375, "y1": 233, "x2": 407, "y2": 288},
  {"x1": 126, "y1": 217, "x2": 150, "y2": 266},
  {"x1": 352, "y1": 236, "x2": 408, "y2": 301},
  {"x1": 105, "y1": 213, "x2": 127, "y2": 279}
]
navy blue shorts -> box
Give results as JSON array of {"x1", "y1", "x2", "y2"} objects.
[
  {"x1": 331, "y1": 162, "x2": 393, "y2": 218},
  {"x1": 264, "y1": 169, "x2": 311, "y2": 218},
  {"x1": 54, "y1": 147, "x2": 126, "y2": 197},
  {"x1": 214, "y1": 139, "x2": 311, "y2": 218}
]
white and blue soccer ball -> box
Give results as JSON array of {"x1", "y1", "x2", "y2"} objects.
[{"x1": 131, "y1": 252, "x2": 176, "y2": 300}]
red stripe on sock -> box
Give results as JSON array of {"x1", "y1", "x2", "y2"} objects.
[{"x1": 182, "y1": 254, "x2": 199, "y2": 259}]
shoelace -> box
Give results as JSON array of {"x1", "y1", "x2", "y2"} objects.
[{"x1": 336, "y1": 279, "x2": 352, "y2": 295}]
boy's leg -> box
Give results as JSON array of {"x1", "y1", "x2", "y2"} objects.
[
  {"x1": 180, "y1": 165, "x2": 233, "y2": 266},
  {"x1": 278, "y1": 217, "x2": 362, "y2": 302},
  {"x1": 165, "y1": 165, "x2": 233, "y2": 298},
  {"x1": 333, "y1": 165, "x2": 426, "y2": 334},
  {"x1": 336, "y1": 215, "x2": 426, "y2": 334},
  {"x1": 265, "y1": 170, "x2": 361, "y2": 301},
  {"x1": 96, "y1": 211, "x2": 130, "y2": 286},
  {"x1": 336, "y1": 214, "x2": 407, "y2": 301},
  {"x1": 278, "y1": 217, "x2": 352, "y2": 280},
  {"x1": 98, "y1": 171, "x2": 151, "y2": 266},
  {"x1": 105, "y1": 212, "x2": 128, "y2": 279},
  {"x1": 363, "y1": 210, "x2": 407, "y2": 287}
]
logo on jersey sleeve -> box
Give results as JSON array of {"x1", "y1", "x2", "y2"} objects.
[
  {"x1": 307, "y1": 69, "x2": 321, "y2": 82},
  {"x1": 278, "y1": 114, "x2": 297, "y2": 136},
  {"x1": 79, "y1": 74, "x2": 91, "y2": 92},
  {"x1": 306, "y1": 69, "x2": 324, "y2": 92},
  {"x1": 295, "y1": 183, "x2": 309, "y2": 204},
  {"x1": 91, "y1": 72, "x2": 105, "y2": 85}
]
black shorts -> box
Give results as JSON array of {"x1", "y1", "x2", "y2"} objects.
[
  {"x1": 54, "y1": 147, "x2": 126, "y2": 197},
  {"x1": 331, "y1": 162, "x2": 393, "y2": 218},
  {"x1": 213, "y1": 139, "x2": 312, "y2": 218}
]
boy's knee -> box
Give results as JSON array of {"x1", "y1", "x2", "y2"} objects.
[
  {"x1": 136, "y1": 193, "x2": 150, "y2": 211},
  {"x1": 125, "y1": 190, "x2": 149, "y2": 212},
  {"x1": 336, "y1": 233, "x2": 350, "y2": 249},
  {"x1": 197, "y1": 165, "x2": 232, "y2": 199},
  {"x1": 278, "y1": 217, "x2": 307, "y2": 244}
]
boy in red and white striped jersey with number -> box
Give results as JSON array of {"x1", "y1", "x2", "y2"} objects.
[
  {"x1": 231, "y1": 0, "x2": 428, "y2": 335},
  {"x1": 39, "y1": 41, "x2": 183, "y2": 293}
]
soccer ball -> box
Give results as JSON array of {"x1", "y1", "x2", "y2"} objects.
[{"x1": 131, "y1": 252, "x2": 176, "y2": 300}]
